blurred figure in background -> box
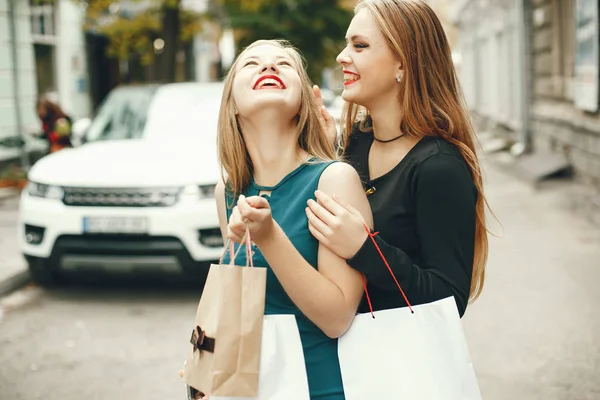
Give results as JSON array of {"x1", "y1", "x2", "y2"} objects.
[{"x1": 36, "y1": 96, "x2": 73, "y2": 153}]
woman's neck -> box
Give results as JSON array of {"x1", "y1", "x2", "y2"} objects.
[
  {"x1": 239, "y1": 117, "x2": 308, "y2": 188},
  {"x1": 368, "y1": 97, "x2": 403, "y2": 141}
]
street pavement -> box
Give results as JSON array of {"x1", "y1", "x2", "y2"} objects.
[
  {"x1": 463, "y1": 154, "x2": 600, "y2": 400},
  {"x1": 0, "y1": 155, "x2": 599, "y2": 400},
  {"x1": 0, "y1": 193, "x2": 29, "y2": 296}
]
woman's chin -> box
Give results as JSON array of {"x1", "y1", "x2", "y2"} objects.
[
  {"x1": 341, "y1": 89, "x2": 359, "y2": 105},
  {"x1": 240, "y1": 100, "x2": 300, "y2": 119}
]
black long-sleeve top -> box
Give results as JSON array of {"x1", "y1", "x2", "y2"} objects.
[{"x1": 344, "y1": 128, "x2": 477, "y2": 317}]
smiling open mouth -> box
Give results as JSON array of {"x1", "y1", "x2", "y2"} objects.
[
  {"x1": 253, "y1": 75, "x2": 286, "y2": 90},
  {"x1": 343, "y1": 70, "x2": 360, "y2": 86}
]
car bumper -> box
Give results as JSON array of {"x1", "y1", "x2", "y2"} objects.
[{"x1": 18, "y1": 193, "x2": 224, "y2": 269}]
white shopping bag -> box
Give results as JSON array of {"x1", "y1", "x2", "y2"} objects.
[
  {"x1": 338, "y1": 297, "x2": 482, "y2": 400},
  {"x1": 338, "y1": 226, "x2": 482, "y2": 400},
  {"x1": 256, "y1": 315, "x2": 310, "y2": 400}
]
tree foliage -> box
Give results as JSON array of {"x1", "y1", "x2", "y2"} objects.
[
  {"x1": 85, "y1": 1, "x2": 204, "y2": 67},
  {"x1": 217, "y1": 0, "x2": 352, "y2": 83},
  {"x1": 37, "y1": 0, "x2": 206, "y2": 81}
]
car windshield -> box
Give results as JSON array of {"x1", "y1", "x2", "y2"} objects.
[
  {"x1": 143, "y1": 83, "x2": 223, "y2": 142},
  {"x1": 85, "y1": 86, "x2": 156, "y2": 143},
  {"x1": 84, "y1": 83, "x2": 224, "y2": 143}
]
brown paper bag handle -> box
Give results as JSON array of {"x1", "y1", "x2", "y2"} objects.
[{"x1": 220, "y1": 225, "x2": 254, "y2": 268}]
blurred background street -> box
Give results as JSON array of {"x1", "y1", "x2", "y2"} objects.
[{"x1": 1, "y1": 0, "x2": 600, "y2": 399}]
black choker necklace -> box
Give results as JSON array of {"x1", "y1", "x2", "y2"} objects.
[{"x1": 373, "y1": 133, "x2": 405, "y2": 143}]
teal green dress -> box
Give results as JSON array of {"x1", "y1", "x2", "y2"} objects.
[{"x1": 223, "y1": 159, "x2": 346, "y2": 400}]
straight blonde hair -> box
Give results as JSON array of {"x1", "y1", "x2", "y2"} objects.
[
  {"x1": 218, "y1": 39, "x2": 336, "y2": 200},
  {"x1": 343, "y1": 0, "x2": 489, "y2": 302}
]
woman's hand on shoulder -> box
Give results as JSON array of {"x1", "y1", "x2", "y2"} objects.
[
  {"x1": 312, "y1": 85, "x2": 338, "y2": 148},
  {"x1": 307, "y1": 162, "x2": 373, "y2": 260}
]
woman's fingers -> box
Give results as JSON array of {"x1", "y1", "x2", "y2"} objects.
[
  {"x1": 346, "y1": 204, "x2": 364, "y2": 219},
  {"x1": 311, "y1": 86, "x2": 338, "y2": 145},
  {"x1": 331, "y1": 194, "x2": 348, "y2": 208},
  {"x1": 229, "y1": 207, "x2": 246, "y2": 236},
  {"x1": 227, "y1": 226, "x2": 244, "y2": 243},
  {"x1": 228, "y1": 206, "x2": 246, "y2": 241},
  {"x1": 306, "y1": 198, "x2": 338, "y2": 227},
  {"x1": 320, "y1": 105, "x2": 336, "y2": 128},
  {"x1": 244, "y1": 195, "x2": 270, "y2": 209},
  {"x1": 237, "y1": 196, "x2": 256, "y2": 220},
  {"x1": 238, "y1": 195, "x2": 270, "y2": 221},
  {"x1": 314, "y1": 190, "x2": 347, "y2": 217},
  {"x1": 312, "y1": 85, "x2": 324, "y2": 107},
  {"x1": 230, "y1": 206, "x2": 243, "y2": 224},
  {"x1": 305, "y1": 207, "x2": 333, "y2": 238},
  {"x1": 307, "y1": 218, "x2": 329, "y2": 246}
]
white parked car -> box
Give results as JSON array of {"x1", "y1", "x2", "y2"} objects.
[{"x1": 19, "y1": 82, "x2": 226, "y2": 285}]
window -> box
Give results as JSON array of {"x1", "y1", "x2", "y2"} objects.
[
  {"x1": 560, "y1": 0, "x2": 575, "y2": 100},
  {"x1": 34, "y1": 44, "x2": 57, "y2": 95},
  {"x1": 551, "y1": 0, "x2": 575, "y2": 100},
  {"x1": 30, "y1": 4, "x2": 56, "y2": 43},
  {"x1": 30, "y1": 1, "x2": 57, "y2": 96}
]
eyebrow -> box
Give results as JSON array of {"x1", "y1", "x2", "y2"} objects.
[{"x1": 346, "y1": 34, "x2": 369, "y2": 42}]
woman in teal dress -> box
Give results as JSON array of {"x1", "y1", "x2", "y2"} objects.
[{"x1": 214, "y1": 39, "x2": 373, "y2": 400}]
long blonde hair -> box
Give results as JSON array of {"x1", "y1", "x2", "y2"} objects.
[
  {"x1": 218, "y1": 39, "x2": 335, "y2": 199},
  {"x1": 344, "y1": 0, "x2": 489, "y2": 302}
]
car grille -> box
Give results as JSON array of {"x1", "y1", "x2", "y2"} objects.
[{"x1": 62, "y1": 187, "x2": 181, "y2": 207}]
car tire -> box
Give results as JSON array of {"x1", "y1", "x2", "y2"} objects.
[{"x1": 25, "y1": 255, "x2": 59, "y2": 287}]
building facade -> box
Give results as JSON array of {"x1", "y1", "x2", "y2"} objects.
[
  {"x1": 453, "y1": 0, "x2": 600, "y2": 192},
  {"x1": 1, "y1": 0, "x2": 91, "y2": 143},
  {"x1": 31, "y1": 0, "x2": 91, "y2": 120},
  {"x1": 1, "y1": 0, "x2": 38, "y2": 139},
  {"x1": 529, "y1": 0, "x2": 600, "y2": 186},
  {"x1": 452, "y1": 0, "x2": 528, "y2": 145}
]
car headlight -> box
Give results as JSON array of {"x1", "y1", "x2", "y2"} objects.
[
  {"x1": 28, "y1": 182, "x2": 64, "y2": 200},
  {"x1": 181, "y1": 184, "x2": 216, "y2": 200}
]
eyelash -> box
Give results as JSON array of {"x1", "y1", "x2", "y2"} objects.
[
  {"x1": 353, "y1": 43, "x2": 368, "y2": 49},
  {"x1": 243, "y1": 60, "x2": 292, "y2": 67}
]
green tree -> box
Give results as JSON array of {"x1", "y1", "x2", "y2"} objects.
[
  {"x1": 38, "y1": 0, "x2": 206, "y2": 82},
  {"x1": 217, "y1": 0, "x2": 352, "y2": 84}
]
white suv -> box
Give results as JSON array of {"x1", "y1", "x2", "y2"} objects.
[{"x1": 19, "y1": 82, "x2": 225, "y2": 285}]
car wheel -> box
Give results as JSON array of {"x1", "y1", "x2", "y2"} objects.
[{"x1": 25, "y1": 255, "x2": 60, "y2": 287}]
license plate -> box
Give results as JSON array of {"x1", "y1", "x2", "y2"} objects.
[{"x1": 83, "y1": 216, "x2": 148, "y2": 234}]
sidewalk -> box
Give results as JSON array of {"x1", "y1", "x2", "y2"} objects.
[
  {"x1": 0, "y1": 192, "x2": 29, "y2": 296},
  {"x1": 464, "y1": 152, "x2": 600, "y2": 399}
]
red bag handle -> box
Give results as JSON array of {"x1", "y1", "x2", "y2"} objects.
[{"x1": 361, "y1": 223, "x2": 413, "y2": 317}]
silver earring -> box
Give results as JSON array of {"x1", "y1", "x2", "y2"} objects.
[{"x1": 396, "y1": 75, "x2": 402, "y2": 83}]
